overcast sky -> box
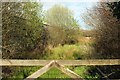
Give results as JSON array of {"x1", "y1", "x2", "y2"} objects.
[{"x1": 40, "y1": 0, "x2": 98, "y2": 29}]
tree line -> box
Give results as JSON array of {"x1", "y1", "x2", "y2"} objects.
[{"x1": 2, "y1": 2, "x2": 80, "y2": 59}]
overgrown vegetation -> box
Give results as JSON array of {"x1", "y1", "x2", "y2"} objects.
[
  {"x1": 82, "y1": 2, "x2": 120, "y2": 59},
  {"x1": 44, "y1": 42, "x2": 94, "y2": 60},
  {"x1": 82, "y1": 1, "x2": 120, "y2": 79},
  {"x1": 2, "y1": 1, "x2": 120, "y2": 80},
  {"x1": 2, "y1": 2, "x2": 48, "y2": 59}
]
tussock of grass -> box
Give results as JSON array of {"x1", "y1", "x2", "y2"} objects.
[{"x1": 45, "y1": 42, "x2": 94, "y2": 60}]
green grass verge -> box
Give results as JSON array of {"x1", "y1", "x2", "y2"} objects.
[{"x1": 3, "y1": 66, "x2": 99, "y2": 80}]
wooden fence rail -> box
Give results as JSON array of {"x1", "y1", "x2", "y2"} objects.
[
  {"x1": 1, "y1": 59, "x2": 120, "y2": 80},
  {"x1": 1, "y1": 59, "x2": 120, "y2": 66}
]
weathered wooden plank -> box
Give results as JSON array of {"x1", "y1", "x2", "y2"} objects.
[
  {"x1": 25, "y1": 61, "x2": 85, "y2": 80},
  {"x1": 0, "y1": 59, "x2": 120, "y2": 66},
  {"x1": 25, "y1": 60, "x2": 55, "y2": 80},
  {"x1": 55, "y1": 61, "x2": 84, "y2": 80},
  {"x1": 0, "y1": 59, "x2": 52, "y2": 66},
  {"x1": 57, "y1": 59, "x2": 120, "y2": 66}
]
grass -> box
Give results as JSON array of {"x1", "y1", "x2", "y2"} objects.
[
  {"x1": 39, "y1": 67, "x2": 70, "y2": 78},
  {"x1": 44, "y1": 41, "x2": 95, "y2": 60},
  {"x1": 4, "y1": 66, "x2": 99, "y2": 80}
]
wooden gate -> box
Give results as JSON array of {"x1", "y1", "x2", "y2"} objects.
[{"x1": 1, "y1": 59, "x2": 120, "y2": 80}]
